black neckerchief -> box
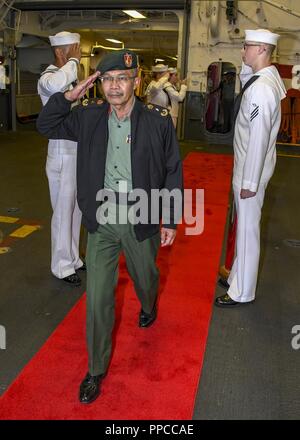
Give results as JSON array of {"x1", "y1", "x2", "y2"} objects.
[{"x1": 233, "y1": 75, "x2": 259, "y2": 124}]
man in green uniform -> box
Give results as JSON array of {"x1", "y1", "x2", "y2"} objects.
[{"x1": 37, "y1": 49, "x2": 183, "y2": 404}]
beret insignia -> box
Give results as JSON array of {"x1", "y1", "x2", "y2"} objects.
[{"x1": 124, "y1": 52, "x2": 133, "y2": 68}]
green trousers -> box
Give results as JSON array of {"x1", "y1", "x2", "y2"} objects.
[{"x1": 86, "y1": 222, "x2": 160, "y2": 376}]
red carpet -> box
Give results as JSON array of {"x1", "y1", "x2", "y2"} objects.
[{"x1": 0, "y1": 152, "x2": 233, "y2": 420}]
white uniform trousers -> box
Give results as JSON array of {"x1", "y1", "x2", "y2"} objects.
[
  {"x1": 228, "y1": 182, "x2": 266, "y2": 302},
  {"x1": 46, "y1": 151, "x2": 83, "y2": 279}
]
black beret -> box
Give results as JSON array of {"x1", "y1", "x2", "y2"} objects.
[{"x1": 97, "y1": 49, "x2": 138, "y2": 74}]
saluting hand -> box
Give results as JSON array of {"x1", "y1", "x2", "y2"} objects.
[
  {"x1": 67, "y1": 43, "x2": 82, "y2": 62},
  {"x1": 64, "y1": 71, "x2": 101, "y2": 102}
]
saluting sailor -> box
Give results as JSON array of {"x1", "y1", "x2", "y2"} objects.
[
  {"x1": 145, "y1": 63, "x2": 171, "y2": 108},
  {"x1": 37, "y1": 31, "x2": 84, "y2": 286},
  {"x1": 37, "y1": 49, "x2": 183, "y2": 403},
  {"x1": 215, "y1": 29, "x2": 286, "y2": 307},
  {"x1": 164, "y1": 67, "x2": 187, "y2": 128}
]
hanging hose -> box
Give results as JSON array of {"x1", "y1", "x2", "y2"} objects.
[{"x1": 210, "y1": 1, "x2": 220, "y2": 38}]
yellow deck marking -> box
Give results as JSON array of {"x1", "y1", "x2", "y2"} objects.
[
  {"x1": 277, "y1": 142, "x2": 300, "y2": 147},
  {"x1": 0, "y1": 247, "x2": 10, "y2": 254},
  {"x1": 277, "y1": 153, "x2": 300, "y2": 158},
  {"x1": 0, "y1": 216, "x2": 19, "y2": 223},
  {"x1": 9, "y1": 225, "x2": 39, "y2": 238}
]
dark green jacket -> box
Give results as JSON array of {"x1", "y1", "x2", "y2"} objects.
[{"x1": 37, "y1": 93, "x2": 183, "y2": 241}]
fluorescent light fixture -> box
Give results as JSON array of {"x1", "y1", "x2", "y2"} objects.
[
  {"x1": 105, "y1": 38, "x2": 123, "y2": 44},
  {"x1": 91, "y1": 44, "x2": 124, "y2": 52},
  {"x1": 122, "y1": 10, "x2": 146, "y2": 19},
  {"x1": 155, "y1": 58, "x2": 165, "y2": 62}
]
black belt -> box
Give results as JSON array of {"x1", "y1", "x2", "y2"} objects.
[{"x1": 102, "y1": 191, "x2": 137, "y2": 206}]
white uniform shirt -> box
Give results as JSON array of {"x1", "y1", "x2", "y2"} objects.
[
  {"x1": 233, "y1": 65, "x2": 286, "y2": 192},
  {"x1": 37, "y1": 59, "x2": 78, "y2": 154},
  {"x1": 145, "y1": 75, "x2": 170, "y2": 108},
  {"x1": 164, "y1": 82, "x2": 187, "y2": 118}
]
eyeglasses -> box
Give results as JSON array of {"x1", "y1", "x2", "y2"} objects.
[
  {"x1": 99, "y1": 75, "x2": 136, "y2": 84},
  {"x1": 243, "y1": 43, "x2": 264, "y2": 50}
]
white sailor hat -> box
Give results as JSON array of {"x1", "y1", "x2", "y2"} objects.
[
  {"x1": 245, "y1": 29, "x2": 280, "y2": 46},
  {"x1": 168, "y1": 67, "x2": 177, "y2": 74},
  {"x1": 151, "y1": 64, "x2": 168, "y2": 73},
  {"x1": 49, "y1": 31, "x2": 80, "y2": 47}
]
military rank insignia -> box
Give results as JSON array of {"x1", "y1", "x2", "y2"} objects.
[
  {"x1": 81, "y1": 98, "x2": 104, "y2": 107},
  {"x1": 146, "y1": 103, "x2": 169, "y2": 117}
]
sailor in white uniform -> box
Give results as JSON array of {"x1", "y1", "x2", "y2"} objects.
[
  {"x1": 145, "y1": 64, "x2": 170, "y2": 108},
  {"x1": 37, "y1": 31, "x2": 84, "y2": 286},
  {"x1": 215, "y1": 29, "x2": 286, "y2": 307},
  {"x1": 164, "y1": 68, "x2": 187, "y2": 128}
]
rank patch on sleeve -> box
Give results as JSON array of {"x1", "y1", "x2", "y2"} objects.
[{"x1": 250, "y1": 104, "x2": 259, "y2": 122}]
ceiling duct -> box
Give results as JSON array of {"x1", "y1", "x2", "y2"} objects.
[{"x1": 14, "y1": 1, "x2": 186, "y2": 11}]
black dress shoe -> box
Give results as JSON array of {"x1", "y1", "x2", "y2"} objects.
[
  {"x1": 77, "y1": 262, "x2": 86, "y2": 271},
  {"x1": 79, "y1": 372, "x2": 103, "y2": 404},
  {"x1": 215, "y1": 293, "x2": 254, "y2": 308},
  {"x1": 139, "y1": 305, "x2": 157, "y2": 328},
  {"x1": 218, "y1": 277, "x2": 230, "y2": 290},
  {"x1": 62, "y1": 273, "x2": 81, "y2": 286}
]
